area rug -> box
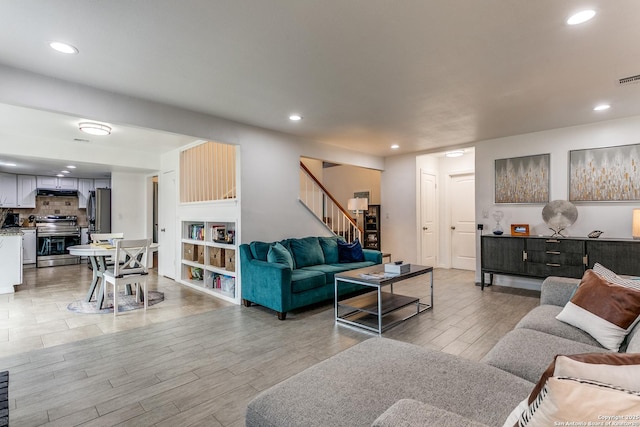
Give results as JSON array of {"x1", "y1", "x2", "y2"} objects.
[
  {"x1": 0, "y1": 370, "x2": 8, "y2": 427},
  {"x1": 67, "y1": 291, "x2": 164, "y2": 314}
]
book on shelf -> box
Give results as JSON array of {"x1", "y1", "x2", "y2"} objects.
[{"x1": 188, "y1": 224, "x2": 205, "y2": 241}]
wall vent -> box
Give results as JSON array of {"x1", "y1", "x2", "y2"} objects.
[{"x1": 618, "y1": 74, "x2": 640, "y2": 86}]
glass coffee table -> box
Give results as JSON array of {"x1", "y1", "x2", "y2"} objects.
[{"x1": 334, "y1": 264, "x2": 433, "y2": 334}]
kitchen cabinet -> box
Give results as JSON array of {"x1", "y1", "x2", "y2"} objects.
[
  {"x1": 17, "y1": 175, "x2": 36, "y2": 208},
  {"x1": 94, "y1": 178, "x2": 110, "y2": 189},
  {"x1": 0, "y1": 233, "x2": 22, "y2": 293},
  {"x1": 0, "y1": 172, "x2": 18, "y2": 207},
  {"x1": 21, "y1": 228, "x2": 36, "y2": 265},
  {"x1": 36, "y1": 176, "x2": 78, "y2": 190},
  {"x1": 78, "y1": 178, "x2": 94, "y2": 209}
]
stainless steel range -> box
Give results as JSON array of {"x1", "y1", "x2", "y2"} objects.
[{"x1": 36, "y1": 215, "x2": 81, "y2": 267}]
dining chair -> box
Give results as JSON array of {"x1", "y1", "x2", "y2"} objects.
[
  {"x1": 90, "y1": 232, "x2": 124, "y2": 244},
  {"x1": 90, "y1": 232, "x2": 124, "y2": 266},
  {"x1": 102, "y1": 238, "x2": 151, "y2": 316}
]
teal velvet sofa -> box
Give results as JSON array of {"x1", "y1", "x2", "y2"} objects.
[{"x1": 240, "y1": 236, "x2": 382, "y2": 320}]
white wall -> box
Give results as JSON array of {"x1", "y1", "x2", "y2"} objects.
[
  {"x1": 110, "y1": 171, "x2": 149, "y2": 239},
  {"x1": 381, "y1": 153, "x2": 420, "y2": 263},
  {"x1": 323, "y1": 165, "x2": 381, "y2": 207},
  {"x1": 475, "y1": 115, "x2": 640, "y2": 288}
]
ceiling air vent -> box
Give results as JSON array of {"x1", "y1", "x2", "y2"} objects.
[{"x1": 618, "y1": 74, "x2": 640, "y2": 86}]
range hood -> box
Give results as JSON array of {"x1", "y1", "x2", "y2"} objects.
[{"x1": 36, "y1": 189, "x2": 78, "y2": 197}]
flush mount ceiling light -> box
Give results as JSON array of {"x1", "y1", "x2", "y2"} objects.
[
  {"x1": 567, "y1": 10, "x2": 596, "y2": 25},
  {"x1": 56, "y1": 174, "x2": 64, "y2": 177},
  {"x1": 391, "y1": 144, "x2": 400, "y2": 149},
  {"x1": 49, "y1": 41, "x2": 78, "y2": 54},
  {"x1": 61, "y1": 170, "x2": 70, "y2": 174},
  {"x1": 445, "y1": 150, "x2": 465, "y2": 158},
  {"x1": 66, "y1": 165, "x2": 76, "y2": 169},
  {"x1": 289, "y1": 114, "x2": 303, "y2": 121},
  {"x1": 593, "y1": 104, "x2": 611, "y2": 111},
  {"x1": 79, "y1": 122, "x2": 111, "y2": 136}
]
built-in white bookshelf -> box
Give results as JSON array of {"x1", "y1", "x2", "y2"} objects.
[{"x1": 179, "y1": 219, "x2": 239, "y2": 304}]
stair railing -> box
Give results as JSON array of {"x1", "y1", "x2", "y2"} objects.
[{"x1": 299, "y1": 162, "x2": 362, "y2": 242}]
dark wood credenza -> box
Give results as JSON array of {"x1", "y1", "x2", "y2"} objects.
[{"x1": 480, "y1": 234, "x2": 640, "y2": 290}]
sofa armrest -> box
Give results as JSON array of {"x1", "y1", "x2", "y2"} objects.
[
  {"x1": 371, "y1": 399, "x2": 489, "y2": 427},
  {"x1": 363, "y1": 249, "x2": 382, "y2": 264},
  {"x1": 540, "y1": 276, "x2": 581, "y2": 306},
  {"x1": 240, "y1": 245, "x2": 293, "y2": 312}
]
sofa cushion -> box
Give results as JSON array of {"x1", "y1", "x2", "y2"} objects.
[
  {"x1": 330, "y1": 261, "x2": 376, "y2": 270},
  {"x1": 290, "y1": 269, "x2": 326, "y2": 293},
  {"x1": 318, "y1": 236, "x2": 340, "y2": 264},
  {"x1": 249, "y1": 241, "x2": 272, "y2": 261},
  {"x1": 267, "y1": 242, "x2": 294, "y2": 269},
  {"x1": 337, "y1": 238, "x2": 365, "y2": 262},
  {"x1": 627, "y1": 321, "x2": 640, "y2": 353},
  {"x1": 371, "y1": 399, "x2": 490, "y2": 427},
  {"x1": 246, "y1": 338, "x2": 533, "y2": 427},
  {"x1": 303, "y1": 262, "x2": 376, "y2": 283},
  {"x1": 482, "y1": 328, "x2": 608, "y2": 383},
  {"x1": 556, "y1": 269, "x2": 640, "y2": 351},
  {"x1": 289, "y1": 237, "x2": 325, "y2": 268},
  {"x1": 516, "y1": 305, "x2": 602, "y2": 348}
]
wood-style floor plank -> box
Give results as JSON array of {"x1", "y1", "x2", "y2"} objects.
[{"x1": 0, "y1": 266, "x2": 540, "y2": 426}]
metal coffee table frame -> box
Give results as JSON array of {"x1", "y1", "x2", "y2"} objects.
[{"x1": 335, "y1": 264, "x2": 433, "y2": 335}]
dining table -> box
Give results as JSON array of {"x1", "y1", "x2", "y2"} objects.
[{"x1": 67, "y1": 243, "x2": 159, "y2": 309}]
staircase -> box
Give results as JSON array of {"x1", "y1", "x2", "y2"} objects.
[{"x1": 299, "y1": 162, "x2": 362, "y2": 242}]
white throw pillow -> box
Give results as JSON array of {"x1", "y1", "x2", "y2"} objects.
[{"x1": 518, "y1": 377, "x2": 640, "y2": 427}]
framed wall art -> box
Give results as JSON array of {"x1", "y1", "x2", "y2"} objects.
[
  {"x1": 569, "y1": 143, "x2": 640, "y2": 202},
  {"x1": 495, "y1": 153, "x2": 550, "y2": 204}
]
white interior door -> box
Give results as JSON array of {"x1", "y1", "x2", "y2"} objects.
[
  {"x1": 420, "y1": 170, "x2": 437, "y2": 267},
  {"x1": 450, "y1": 173, "x2": 476, "y2": 270},
  {"x1": 158, "y1": 170, "x2": 176, "y2": 279}
]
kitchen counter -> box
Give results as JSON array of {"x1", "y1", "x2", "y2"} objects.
[
  {"x1": 0, "y1": 228, "x2": 24, "y2": 236},
  {"x1": 0, "y1": 232, "x2": 23, "y2": 293}
]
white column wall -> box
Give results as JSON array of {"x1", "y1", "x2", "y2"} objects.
[{"x1": 110, "y1": 171, "x2": 149, "y2": 239}]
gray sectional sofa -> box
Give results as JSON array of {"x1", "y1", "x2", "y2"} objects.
[{"x1": 245, "y1": 276, "x2": 640, "y2": 426}]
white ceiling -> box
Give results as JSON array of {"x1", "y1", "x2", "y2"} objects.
[{"x1": 1, "y1": 0, "x2": 640, "y2": 171}]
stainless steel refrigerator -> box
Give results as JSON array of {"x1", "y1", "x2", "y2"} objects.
[{"x1": 87, "y1": 188, "x2": 111, "y2": 233}]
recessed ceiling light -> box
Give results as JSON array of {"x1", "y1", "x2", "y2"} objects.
[
  {"x1": 445, "y1": 150, "x2": 465, "y2": 158},
  {"x1": 56, "y1": 174, "x2": 64, "y2": 177},
  {"x1": 289, "y1": 114, "x2": 302, "y2": 121},
  {"x1": 567, "y1": 10, "x2": 596, "y2": 25},
  {"x1": 66, "y1": 165, "x2": 76, "y2": 169},
  {"x1": 61, "y1": 170, "x2": 70, "y2": 174},
  {"x1": 49, "y1": 41, "x2": 78, "y2": 54},
  {"x1": 79, "y1": 122, "x2": 111, "y2": 136},
  {"x1": 593, "y1": 104, "x2": 610, "y2": 111},
  {"x1": 391, "y1": 144, "x2": 400, "y2": 149}
]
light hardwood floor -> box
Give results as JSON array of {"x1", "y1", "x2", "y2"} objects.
[{"x1": 0, "y1": 265, "x2": 540, "y2": 427}]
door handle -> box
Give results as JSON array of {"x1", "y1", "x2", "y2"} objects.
[
  {"x1": 451, "y1": 226, "x2": 456, "y2": 230},
  {"x1": 160, "y1": 228, "x2": 166, "y2": 232},
  {"x1": 422, "y1": 227, "x2": 428, "y2": 230}
]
